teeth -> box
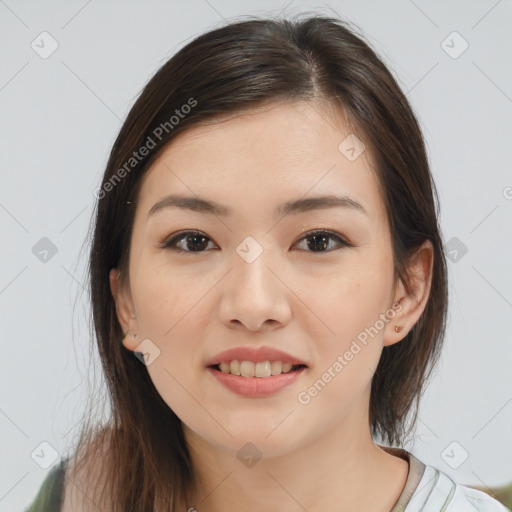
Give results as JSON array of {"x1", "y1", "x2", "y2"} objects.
[
  {"x1": 216, "y1": 360, "x2": 298, "y2": 377},
  {"x1": 271, "y1": 361, "x2": 282, "y2": 375},
  {"x1": 229, "y1": 360, "x2": 240, "y2": 375}
]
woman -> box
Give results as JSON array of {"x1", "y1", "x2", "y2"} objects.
[{"x1": 24, "y1": 14, "x2": 510, "y2": 512}]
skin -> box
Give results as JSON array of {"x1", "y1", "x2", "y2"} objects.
[{"x1": 109, "y1": 99, "x2": 433, "y2": 512}]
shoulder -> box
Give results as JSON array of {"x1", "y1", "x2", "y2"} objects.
[
  {"x1": 24, "y1": 459, "x2": 68, "y2": 512},
  {"x1": 449, "y1": 483, "x2": 510, "y2": 511},
  {"x1": 412, "y1": 463, "x2": 510, "y2": 512},
  {"x1": 62, "y1": 427, "x2": 113, "y2": 512}
]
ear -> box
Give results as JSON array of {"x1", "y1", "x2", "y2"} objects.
[
  {"x1": 109, "y1": 268, "x2": 140, "y2": 351},
  {"x1": 383, "y1": 239, "x2": 434, "y2": 347}
]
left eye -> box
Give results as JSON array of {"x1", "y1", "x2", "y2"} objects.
[
  {"x1": 295, "y1": 230, "x2": 353, "y2": 252},
  {"x1": 160, "y1": 230, "x2": 353, "y2": 254}
]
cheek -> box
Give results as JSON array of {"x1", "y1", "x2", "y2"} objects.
[
  {"x1": 293, "y1": 266, "x2": 389, "y2": 417},
  {"x1": 133, "y1": 270, "x2": 212, "y2": 424},
  {"x1": 298, "y1": 253, "x2": 393, "y2": 345},
  {"x1": 132, "y1": 262, "x2": 211, "y2": 337}
]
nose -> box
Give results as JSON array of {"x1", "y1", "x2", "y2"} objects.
[{"x1": 217, "y1": 244, "x2": 292, "y2": 332}]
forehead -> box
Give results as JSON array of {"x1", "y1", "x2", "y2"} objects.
[{"x1": 136, "y1": 100, "x2": 385, "y2": 223}]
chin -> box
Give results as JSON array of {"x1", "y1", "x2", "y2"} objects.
[{"x1": 198, "y1": 421, "x2": 308, "y2": 459}]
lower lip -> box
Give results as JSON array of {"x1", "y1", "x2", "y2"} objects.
[{"x1": 206, "y1": 366, "x2": 306, "y2": 398}]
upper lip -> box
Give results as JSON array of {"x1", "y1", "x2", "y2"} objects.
[{"x1": 205, "y1": 346, "x2": 308, "y2": 367}]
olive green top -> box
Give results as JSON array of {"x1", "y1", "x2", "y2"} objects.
[{"x1": 23, "y1": 458, "x2": 68, "y2": 512}]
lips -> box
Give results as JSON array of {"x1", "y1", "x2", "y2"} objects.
[
  {"x1": 207, "y1": 365, "x2": 306, "y2": 397},
  {"x1": 205, "y1": 345, "x2": 308, "y2": 368}
]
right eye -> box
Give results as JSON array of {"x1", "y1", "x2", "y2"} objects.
[{"x1": 161, "y1": 230, "x2": 218, "y2": 253}]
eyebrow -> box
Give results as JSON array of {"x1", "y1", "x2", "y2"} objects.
[{"x1": 147, "y1": 193, "x2": 368, "y2": 219}]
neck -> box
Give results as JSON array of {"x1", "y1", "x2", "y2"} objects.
[{"x1": 181, "y1": 398, "x2": 409, "y2": 512}]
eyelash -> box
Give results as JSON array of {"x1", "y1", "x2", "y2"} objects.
[{"x1": 160, "y1": 229, "x2": 354, "y2": 254}]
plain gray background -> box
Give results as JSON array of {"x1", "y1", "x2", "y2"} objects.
[{"x1": 1, "y1": 0, "x2": 511, "y2": 510}]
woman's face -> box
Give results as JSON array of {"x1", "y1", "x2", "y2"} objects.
[{"x1": 111, "y1": 100, "x2": 423, "y2": 457}]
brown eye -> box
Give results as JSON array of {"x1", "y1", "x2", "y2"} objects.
[
  {"x1": 294, "y1": 230, "x2": 353, "y2": 253},
  {"x1": 161, "y1": 229, "x2": 353, "y2": 254},
  {"x1": 163, "y1": 231, "x2": 216, "y2": 253}
]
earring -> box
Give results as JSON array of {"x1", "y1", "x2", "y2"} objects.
[{"x1": 394, "y1": 325, "x2": 403, "y2": 333}]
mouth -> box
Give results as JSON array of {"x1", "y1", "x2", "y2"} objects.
[
  {"x1": 206, "y1": 362, "x2": 307, "y2": 398},
  {"x1": 208, "y1": 361, "x2": 308, "y2": 378}
]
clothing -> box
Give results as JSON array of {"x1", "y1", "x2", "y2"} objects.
[
  {"x1": 23, "y1": 449, "x2": 510, "y2": 511},
  {"x1": 381, "y1": 446, "x2": 510, "y2": 512},
  {"x1": 23, "y1": 457, "x2": 68, "y2": 512}
]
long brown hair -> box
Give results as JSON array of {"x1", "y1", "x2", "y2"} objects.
[{"x1": 68, "y1": 13, "x2": 448, "y2": 511}]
